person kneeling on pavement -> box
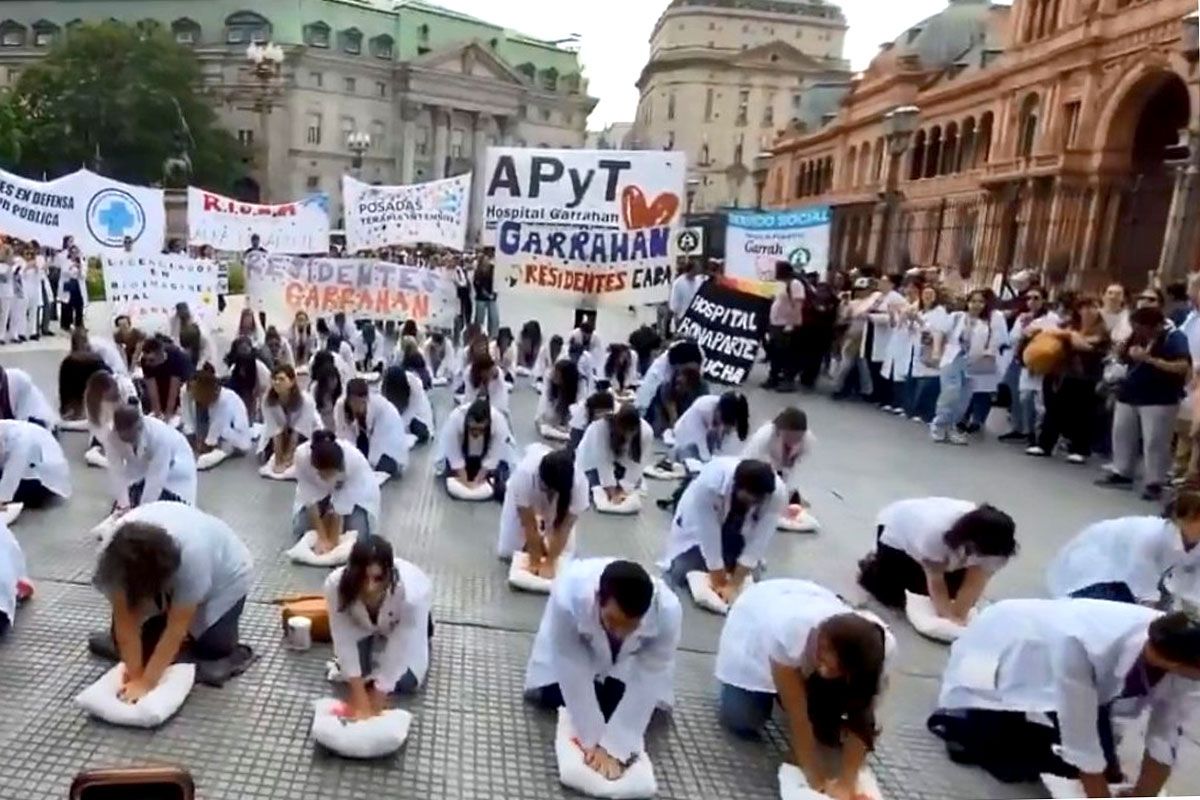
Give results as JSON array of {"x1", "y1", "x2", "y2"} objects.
[{"x1": 89, "y1": 501, "x2": 255, "y2": 691}]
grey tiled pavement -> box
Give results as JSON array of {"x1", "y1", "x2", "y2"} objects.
[{"x1": 2, "y1": 340, "x2": 1199, "y2": 799}]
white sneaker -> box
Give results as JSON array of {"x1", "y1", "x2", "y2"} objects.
[
  {"x1": 1066, "y1": 454, "x2": 1086, "y2": 465},
  {"x1": 948, "y1": 431, "x2": 969, "y2": 446},
  {"x1": 910, "y1": 415, "x2": 924, "y2": 423},
  {"x1": 1025, "y1": 446, "x2": 1046, "y2": 456},
  {"x1": 881, "y1": 405, "x2": 895, "y2": 413},
  {"x1": 930, "y1": 428, "x2": 949, "y2": 443},
  {"x1": 893, "y1": 407, "x2": 907, "y2": 416}
]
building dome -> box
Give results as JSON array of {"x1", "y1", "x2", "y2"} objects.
[{"x1": 882, "y1": 0, "x2": 994, "y2": 72}]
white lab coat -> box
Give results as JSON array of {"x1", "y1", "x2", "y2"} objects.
[
  {"x1": 434, "y1": 403, "x2": 516, "y2": 474},
  {"x1": 0, "y1": 419, "x2": 71, "y2": 502},
  {"x1": 181, "y1": 386, "x2": 253, "y2": 453},
  {"x1": 715, "y1": 579, "x2": 896, "y2": 693},
  {"x1": 0, "y1": 521, "x2": 25, "y2": 626},
  {"x1": 325, "y1": 557, "x2": 433, "y2": 688},
  {"x1": 571, "y1": 329, "x2": 605, "y2": 366},
  {"x1": 876, "y1": 497, "x2": 1010, "y2": 573},
  {"x1": 422, "y1": 341, "x2": 456, "y2": 384},
  {"x1": 939, "y1": 313, "x2": 997, "y2": 370},
  {"x1": 3, "y1": 367, "x2": 57, "y2": 428},
  {"x1": 534, "y1": 343, "x2": 563, "y2": 385},
  {"x1": 635, "y1": 351, "x2": 673, "y2": 411},
  {"x1": 497, "y1": 446, "x2": 590, "y2": 558},
  {"x1": 576, "y1": 416, "x2": 653, "y2": 491},
  {"x1": 105, "y1": 416, "x2": 197, "y2": 507},
  {"x1": 910, "y1": 307, "x2": 952, "y2": 380},
  {"x1": 489, "y1": 340, "x2": 517, "y2": 376},
  {"x1": 974, "y1": 309, "x2": 1010, "y2": 393},
  {"x1": 938, "y1": 599, "x2": 1200, "y2": 775},
  {"x1": 881, "y1": 299, "x2": 917, "y2": 380},
  {"x1": 257, "y1": 390, "x2": 322, "y2": 454},
  {"x1": 859, "y1": 290, "x2": 903, "y2": 363},
  {"x1": 740, "y1": 421, "x2": 808, "y2": 493},
  {"x1": 463, "y1": 370, "x2": 510, "y2": 415},
  {"x1": 89, "y1": 336, "x2": 130, "y2": 377},
  {"x1": 1047, "y1": 516, "x2": 1198, "y2": 603},
  {"x1": 292, "y1": 439, "x2": 381, "y2": 528},
  {"x1": 394, "y1": 370, "x2": 434, "y2": 436},
  {"x1": 662, "y1": 457, "x2": 785, "y2": 571},
  {"x1": 335, "y1": 393, "x2": 410, "y2": 472},
  {"x1": 668, "y1": 274, "x2": 706, "y2": 321},
  {"x1": 524, "y1": 557, "x2": 683, "y2": 761},
  {"x1": 536, "y1": 376, "x2": 579, "y2": 428},
  {"x1": 670, "y1": 394, "x2": 734, "y2": 461}
]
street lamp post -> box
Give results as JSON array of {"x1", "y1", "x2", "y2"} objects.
[
  {"x1": 875, "y1": 105, "x2": 920, "y2": 271},
  {"x1": 245, "y1": 42, "x2": 284, "y2": 202},
  {"x1": 347, "y1": 131, "x2": 372, "y2": 176},
  {"x1": 753, "y1": 150, "x2": 773, "y2": 210}
]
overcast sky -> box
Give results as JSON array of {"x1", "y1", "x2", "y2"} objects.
[{"x1": 426, "y1": 0, "x2": 1012, "y2": 128}]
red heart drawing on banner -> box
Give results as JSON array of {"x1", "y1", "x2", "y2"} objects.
[{"x1": 621, "y1": 186, "x2": 680, "y2": 230}]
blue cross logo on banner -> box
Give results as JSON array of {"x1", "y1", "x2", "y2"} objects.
[{"x1": 86, "y1": 188, "x2": 147, "y2": 248}]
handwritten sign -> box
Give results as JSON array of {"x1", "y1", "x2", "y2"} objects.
[
  {"x1": 187, "y1": 188, "x2": 330, "y2": 255},
  {"x1": 102, "y1": 254, "x2": 220, "y2": 333},
  {"x1": 343, "y1": 173, "x2": 469, "y2": 252}
]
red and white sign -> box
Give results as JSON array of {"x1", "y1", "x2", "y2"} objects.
[{"x1": 186, "y1": 187, "x2": 330, "y2": 254}]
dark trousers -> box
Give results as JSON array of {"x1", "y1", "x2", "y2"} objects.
[
  {"x1": 451, "y1": 456, "x2": 510, "y2": 502},
  {"x1": 133, "y1": 596, "x2": 246, "y2": 665},
  {"x1": 531, "y1": 677, "x2": 626, "y2": 722},
  {"x1": 858, "y1": 526, "x2": 966, "y2": 608},
  {"x1": 665, "y1": 510, "x2": 747, "y2": 586},
  {"x1": 1070, "y1": 582, "x2": 1137, "y2": 604},
  {"x1": 355, "y1": 613, "x2": 433, "y2": 695},
  {"x1": 409, "y1": 418, "x2": 431, "y2": 445},
  {"x1": 0, "y1": 610, "x2": 9, "y2": 637},
  {"x1": 1040, "y1": 376, "x2": 1099, "y2": 457},
  {"x1": 767, "y1": 327, "x2": 799, "y2": 385},
  {"x1": 126, "y1": 480, "x2": 184, "y2": 508},
  {"x1": 2, "y1": 477, "x2": 54, "y2": 508},
  {"x1": 928, "y1": 705, "x2": 1121, "y2": 784},
  {"x1": 797, "y1": 324, "x2": 833, "y2": 389}
]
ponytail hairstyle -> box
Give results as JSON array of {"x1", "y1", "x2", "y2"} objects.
[
  {"x1": 537, "y1": 448, "x2": 577, "y2": 529},
  {"x1": 469, "y1": 353, "x2": 497, "y2": 392},
  {"x1": 609, "y1": 403, "x2": 642, "y2": 462},
  {"x1": 310, "y1": 350, "x2": 343, "y2": 411},
  {"x1": 547, "y1": 334, "x2": 564, "y2": 365},
  {"x1": 716, "y1": 391, "x2": 750, "y2": 441},
  {"x1": 817, "y1": 613, "x2": 888, "y2": 750},
  {"x1": 462, "y1": 397, "x2": 493, "y2": 460},
  {"x1": 585, "y1": 390, "x2": 615, "y2": 423},
  {"x1": 84, "y1": 370, "x2": 121, "y2": 426},
  {"x1": 382, "y1": 365, "x2": 412, "y2": 413},
  {"x1": 342, "y1": 377, "x2": 370, "y2": 419},
  {"x1": 309, "y1": 429, "x2": 344, "y2": 472},
  {"x1": 337, "y1": 534, "x2": 398, "y2": 611},
  {"x1": 549, "y1": 359, "x2": 581, "y2": 422},
  {"x1": 604, "y1": 343, "x2": 632, "y2": 387}
]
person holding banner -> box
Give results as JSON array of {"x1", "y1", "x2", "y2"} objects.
[
  {"x1": 291, "y1": 430, "x2": 381, "y2": 548},
  {"x1": 473, "y1": 261, "x2": 499, "y2": 340},
  {"x1": 381, "y1": 366, "x2": 434, "y2": 445},
  {"x1": 258, "y1": 364, "x2": 321, "y2": 476},
  {"x1": 670, "y1": 391, "x2": 750, "y2": 464},
  {"x1": 104, "y1": 405, "x2": 198, "y2": 509},
  {"x1": 180, "y1": 369, "x2": 254, "y2": 469},
  {"x1": 336, "y1": 378, "x2": 410, "y2": 480}
]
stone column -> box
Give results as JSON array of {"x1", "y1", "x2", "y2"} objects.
[
  {"x1": 1078, "y1": 183, "x2": 1104, "y2": 279},
  {"x1": 1158, "y1": 134, "x2": 1200, "y2": 281},
  {"x1": 469, "y1": 112, "x2": 492, "y2": 246},
  {"x1": 432, "y1": 107, "x2": 450, "y2": 179},
  {"x1": 399, "y1": 100, "x2": 421, "y2": 185}
]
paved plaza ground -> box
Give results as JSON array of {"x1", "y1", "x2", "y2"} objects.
[{"x1": 0, "y1": 323, "x2": 1198, "y2": 800}]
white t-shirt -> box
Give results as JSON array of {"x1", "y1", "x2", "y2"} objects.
[{"x1": 877, "y1": 497, "x2": 1007, "y2": 572}]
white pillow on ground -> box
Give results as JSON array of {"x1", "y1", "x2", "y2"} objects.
[
  {"x1": 249, "y1": 423, "x2": 264, "y2": 441},
  {"x1": 373, "y1": 470, "x2": 392, "y2": 487},
  {"x1": 661, "y1": 429, "x2": 676, "y2": 447},
  {"x1": 59, "y1": 418, "x2": 90, "y2": 432},
  {"x1": 778, "y1": 505, "x2": 821, "y2": 533},
  {"x1": 92, "y1": 512, "x2": 122, "y2": 547},
  {"x1": 196, "y1": 449, "x2": 230, "y2": 471},
  {"x1": 1, "y1": 502, "x2": 23, "y2": 526},
  {"x1": 296, "y1": 365, "x2": 311, "y2": 377},
  {"x1": 431, "y1": 376, "x2": 448, "y2": 387},
  {"x1": 686, "y1": 571, "x2": 755, "y2": 615},
  {"x1": 447, "y1": 476, "x2": 493, "y2": 501},
  {"x1": 84, "y1": 446, "x2": 108, "y2": 469},
  {"x1": 644, "y1": 463, "x2": 686, "y2": 481},
  {"x1": 556, "y1": 709, "x2": 657, "y2": 799},
  {"x1": 538, "y1": 422, "x2": 571, "y2": 442},
  {"x1": 358, "y1": 372, "x2": 381, "y2": 383},
  {"x1": 515, "y1": 366, "x2": 532, "y2": 378},
  {"x1": 509, "y1": 551, "x2": 566, "y2": 594},
  {"x1": 683, "y1": 458, "x2": 704, "y2": 475},
  {"x1": 904, "y1": 591, "x2": 975, "y2": 643},
  {"x1": 75, "y1": 664, "x2": 195, "y2": 728},
  {"x1": 311, "y1": 698, "x2": 412, "y2": 759},
  {"x1": 779, "y1": 763, "x2": 883, "y2": 800},
  {"x1": 404, "y1": 433, "x2": 418, "y2": 450},
  {"x1": 288, "y1": 530, "x2": 358, "y2": 567},
  {"x1": 259, "y1": 458, "x2": 297, "y2": 481},
  {"x1": 592, "y1": 486, "x2": 642, "y2": 515}
]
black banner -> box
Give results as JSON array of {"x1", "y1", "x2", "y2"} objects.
[{"x1": 676, "y1": 278, "x2": 771, "y2": 385}]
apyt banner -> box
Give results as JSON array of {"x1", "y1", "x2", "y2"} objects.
[
  {"x1": 102, "y1": 254, "x2": 220, "y2": 333},
  {"x1": 0, "y1": 167, "x2": 165, "y2": 256},
  {"x1": 483, "y1": 147, "x2": 685, "y2": 309},
  {"x1": 245, "y1": 254, "x2": 457, "y2": 329},
  {"x1": 676, "y1": 277, "x2": 772, "y2": 386},
  {"x1": 343, "y1": 173, "x2": 469, "y2": 253},
  {"x1": 186, "y1": 188, "x2": 331, "y2": 255}
]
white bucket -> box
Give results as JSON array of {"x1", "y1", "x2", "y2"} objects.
[{"x1": 287, "y1": 616, "x2": 313, "y2": 651}]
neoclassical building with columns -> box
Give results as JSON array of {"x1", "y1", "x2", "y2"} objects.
[
  {"x1": 765, "y1": 0, "x2": 1200, "y2": 290},
  {"x1": 0, "y1": 0, "x2": 596, "y2": 242}
]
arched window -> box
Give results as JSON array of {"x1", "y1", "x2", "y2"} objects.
[
  {"x1": 977, "y1": 111, "x2": 994, "y2": 166},
  {"x1": 941, "y1": 122, "x2": 959, "y2": 175},
  {"x1": 925, "y1": 126, "x2": 942, "y2": 179},
  {"x1": 171, "y1": 17, "x2": 200, "y2": 46},
  {"x1": 303, "y1": 21, "x2": 330, "y2": 48},
  {"x1": 369, "y1": 34, "x2": 393, "y2": 60},
  {"x1": 1017, "y1": 94, "x2": 1040, "y2": 158},
  {"x1": 224, "y1": 11, "x2": 270, "y2": 45},
  {"x1": 909, "y1": 130, "x2": 927, "y2": 180},
  {"x1": 340, "y1": 27, "x2": 362, "y2": 55},
  {"x1": 857, "y1": 146, "x2": 870, "y2": 187},
  {"x1": 516, "y1": 62, "x2": 536, "y2": 82},
  {"x1": 846, "y1": 146, "x2": 858, "y2": 188},
  {"x1": 958, "y1": 117, "x2": 976, "y2": 172},
  {"x1": 0, "y1": 21, "x2": 26, "y2": 48},
  {"x1": 541, "y1": 67, "x2": 559, "y2": 92},
  {"x1": 32, "y1": 19, "x2": 61, "y2": 48},
  {"x1": 871, "y1": 138, "x2": 884, "y2": 182}
]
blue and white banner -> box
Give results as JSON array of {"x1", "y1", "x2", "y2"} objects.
[
  {"x1": 0, "y1": 167, "x2": 165, "y2": 256},
  {"x1": 725, "y1": 205, "x2": 832, "y2": 287}
]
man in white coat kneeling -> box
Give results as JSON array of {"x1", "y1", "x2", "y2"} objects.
[
  {"x1": 929, "y1": 599, "x2": 1200, "y2": 797},
  {"x1": 525, "y1": 558, "x2": 682, "y2": 781}
]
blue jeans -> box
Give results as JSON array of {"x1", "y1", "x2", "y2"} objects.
[
  {"x1": 1012, "y1": 389, "x2": 1041, "y2": 436},
  {"x1": 906, "y1": 376, "x2": 940, "y2": 422},
  {"x1": 356, "y1": 635, "x2": 422, "y2": 694},
  {"x1": 474, "y1": 298, "x2": 499, "y2": 339},
  {"x1": 291, "y1": 501, "x2": 372, "y2": 539},
  {"x1": 1069, "y1": 582, "x2": 1136, "y2": 604},
  {"x1": 963, "y1": 390, "x2": 994, "y2": 429},
  {"x1": 718, "y1": 682, "x2": 775, "y2": 735},
  {"x1": 932, "y1": 356, "x2": 974, "y2": 432}
]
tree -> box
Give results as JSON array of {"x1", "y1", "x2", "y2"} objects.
[{"x1": 11, "y1": 21, "x2": 246, "y2": 190}]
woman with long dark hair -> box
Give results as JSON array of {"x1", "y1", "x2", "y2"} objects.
[
  {"x1": 434, "y1": 398, "x2": 516, "y2": 498},
  {"x1": 716, "y1": 579, "x2": 893, "y2": 800},
  {"x1": 222, "y1": 336, "x2": 270, "y2": 423},
  {"x1": 262, "y1": 325, "x2": 294, "y2": 370},
  {"x1": 671, "y1": 390, "x2": 750, "y2": 463},
  {"x1": 601, "y1": 343, "x2": 637, "y2": 395},
  {"x1": 516, "y1": 320, "x2": 543, "y2": 375},
  {"x1": 291, "y1": 429, "x2": 381, "y2": 551},
  {"x1": 335, "y1": 378, "x2": 410, "y2": 480},
  {"x1": 324, "y1": 535, "x2": 433, "y2": 719},
  {"x1": 568, "y1": 389, "x2": 615, "y2": 450},
  {"x1": 180, "y1": 367, "x2": 254, "y2": 468},
  {"x1": 258, "y1": 364, "x2": 320, "y2": 477},
  {"x1": 930, "y1": 290, "x2": 1000, "y2": 445},
  {"x1": 536, "y1": 359, "x2": 581, "y2": 435},
  {"x1": 497, "y1": 447, "x2": 589, "y2": 578},
  {"x1": 1031, "y1": 296, "x2": 1110, "y2": 463},
  {"x1": 59, "y1": 327, "x2": 108, "y2": 424},
  {"x1": 490, "y1": 326, "x2": 517, "y2": 383},
  {"x1": 576, "y1": 404, "x2": 653, "y2": 504},
  {"x1": 309, "y1": 350, "x2": 344, "y2": 430},
  {"x1": 381, "y1": 365, "x2": 434, "y2": 444},
  {"x1": 741, "y1": 406, "x2": 811, "y2": 505},
  {"x1": 422, "y1": 331, "x2": 456, "y2": 386},
  {"x1": 533, "y1": 334, "x2": 565, "y2": 391},
  {"x1": 288, "y1": 311, "x2": 317, "y2": 371},
  {"x1": 463, "y1": 353, "x2": 510, "y2": 416}
]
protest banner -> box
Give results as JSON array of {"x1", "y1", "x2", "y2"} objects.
[
  {"x1": 246, "y1": 254, "x2": 457, "y2": 329},
  {"x1": 483, "y1": 147, "x2": 686, "y2": 309},
  {"x1": 676, "y1": 277, "x2": 771, "y2": 386},
  {"x1": 0, "y1": 167, "x2": 165, "y2": 256},
  {"x1": 725, "y1": 206, "x2": 832, "y2": 292},
  {"x1": 102, "y1": 254, "x2": 220, "y2": 332},
  {"x1": 187, "y1": 188, "x2": 330, "y2": 254},
  {"x1": 343, "y1": 173, "x2": 469, "y2": 252}
]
